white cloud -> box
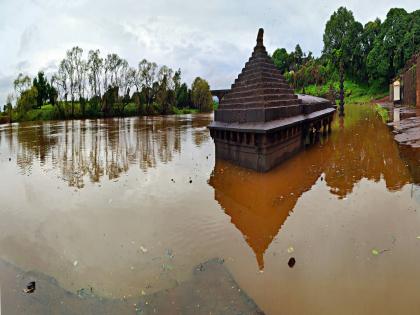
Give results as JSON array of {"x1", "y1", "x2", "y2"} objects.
[{"x1": 0, "y1": 0, "x2": 418, "y2": 105}]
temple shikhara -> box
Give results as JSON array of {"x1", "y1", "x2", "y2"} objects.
[{"x1": 209, "y1": 28, "x2": 336, "y2": 171}]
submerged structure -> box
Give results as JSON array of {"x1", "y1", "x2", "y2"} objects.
[{"x1": 209, "y1": 28, "x2": 336, "y2": 172}]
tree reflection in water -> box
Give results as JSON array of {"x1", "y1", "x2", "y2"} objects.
[{"x1": 0, "y1": 115, "x2": 211, "y2": 189}]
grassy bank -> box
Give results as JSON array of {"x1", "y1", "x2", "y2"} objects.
[
  {"x1": 297, "y1": 80, "x2": 388, "y2": 104},
  {"x1": 0, "y1": 102, "x2": 205, "y2": 124}
]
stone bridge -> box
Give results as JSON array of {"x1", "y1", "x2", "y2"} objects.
[{"x1": 211, "y1": 89, "x2": 230, "y2": 102}]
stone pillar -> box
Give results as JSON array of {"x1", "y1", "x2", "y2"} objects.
[{"x1": 417, "y1": 54, "x2": 420, "y2": 108}]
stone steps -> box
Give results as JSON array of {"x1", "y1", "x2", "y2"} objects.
[
  {"x1": 215, "y1": 34, "x2": 307, "y2": 123},
  {"x1": 225, "y1": 88, "x2": 294, "y2": 98},
  {"x1": 221, "y1": 98, "x2": 301, "y2": 109},
  {"x1": 229, "y1": 82, "x2": 293, "y2": 92},
  {"x1": 222, "y1": 93, "x2": 298, "y2": 104},
  {"x1": 237, "y1": 69, "x2": 286, "y2": 83},
  {"x1": 232, "y1": 77, "x2": 289, "y2": 89},
  {"x1": 241, "y1": 63, "x2": 278, "y2": 73}
]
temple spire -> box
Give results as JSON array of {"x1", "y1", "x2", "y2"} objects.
[{"x1": 256, "y1": 28, "x2": 264, "y2": 47}]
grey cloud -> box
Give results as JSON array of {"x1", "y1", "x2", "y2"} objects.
[{"x1": 0, "y1": 0, "x2": 419, "y2": 105}]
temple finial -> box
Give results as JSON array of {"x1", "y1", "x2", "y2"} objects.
[{"x1": 257, "y1": 28, "x2": 264, "y2": 46}]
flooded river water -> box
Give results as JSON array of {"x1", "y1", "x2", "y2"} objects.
[{"x1": 0, "y1": 103, "x2": 419, "y2": 314}]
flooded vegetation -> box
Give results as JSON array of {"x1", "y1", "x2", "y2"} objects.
[{"x1": 0, "y1": 103, "x2": 419, "y2": 314}]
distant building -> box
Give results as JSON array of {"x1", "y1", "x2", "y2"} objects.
[{"x1": 390, "y1": 52, "x2": 420, "y2": 108}]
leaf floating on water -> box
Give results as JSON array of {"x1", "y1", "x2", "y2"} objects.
[
  {"x1": 287, "y1": 246, "x2": 294, "y2": 254},
  {"x1": 371, "y1": 249, "x2": 379, "y2": 256}
]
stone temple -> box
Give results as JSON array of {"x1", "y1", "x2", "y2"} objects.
[{"x1": 209, "y1": 28, "x2": 336, "y2": 172}]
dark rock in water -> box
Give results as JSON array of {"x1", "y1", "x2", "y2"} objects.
[
  {"x1": 9, "y1": 157, "x2": 11, "y2": 161},
  {"x1": 189, "y1": 179, "x2": 192, "y2": 184},
  {"x1": 288, "y1": 257, "x2": 296, "y2": 268},
  {"x1": 23, "y1": 281, "x2": 36, "y2": 294}
]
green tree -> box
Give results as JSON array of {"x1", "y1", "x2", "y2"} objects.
[
  {"x1": 293, "y1": 44, "x2": 303, "y2": 67},
  {"x1": 323, "y1": 7, "x2": 363, "y2": 78},
  {"x1": 47, "y1": 82, "x2": 58, "y2": 105},
  {"x1": 87, "y1": 49, "x2": 103, "y2": 97},
  {"x1": 33, "y1": 71, "x2": 49, "y2": 108},
  {"x1": 176, "y1": 83, "x2": 190, "y2": 108},
  {"x1": 13, "y1": 73, "x2": 31, "y2": 96},
  {"x1": 323, "y1": 6, "x2": 363, "y2": 115},
  {"x1": 191, "y1": 77, "x2": 213, "y2": 112},
  {"x1": 367, "y1": 8, "x2": 419, "y2": 87},
  {"x1": 272, "y1": 48, "x2": 290, "y2": 73},
  {"x1": 17, "y1": 86, "x2": 38, "y2": 114}
]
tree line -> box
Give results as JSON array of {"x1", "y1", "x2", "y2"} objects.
[
  {"x1": 1, "y1": 48, "x2": 214, "y2": 123},
  {"x1": 272, "y1": 7, "x2": 420, "y2": 92}
]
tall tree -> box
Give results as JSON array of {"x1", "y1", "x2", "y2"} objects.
[
  {"x1": 13, "y1": 73, "x2": 31, "y2": 96},
  {"x1": 191, "y1": 77, "x2": 213, "y2": 112},
  {"x1": 367, "y1": 8, "x2": 419, "y2": 87},
  {"x1": 138, "y1": 59, "x2": 158, "y2": 111},
  {"x1": 33, "y1": 71, "x2": 49, "y2": 108},
  {"x1": 272, "y1": 48, "x2": 291, "y2": 73},
  {"x1": 87, "y1": 49, "x2": 103, "y2": 98},
  {"x1": 323, "y1": 6, "x2": 363, "y2": 115}
]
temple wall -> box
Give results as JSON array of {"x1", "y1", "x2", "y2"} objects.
[{"x1": 402, "y1": 65, "x2": 417, "y2": 106}]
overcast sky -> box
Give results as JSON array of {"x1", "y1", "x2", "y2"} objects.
[{"x1": 0, "y1": 0, "x2": 418, "y2": 105}]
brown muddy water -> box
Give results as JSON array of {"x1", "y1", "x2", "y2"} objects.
[{"x1": 0, "y1": 103, "x2": 419, "y2": 314}]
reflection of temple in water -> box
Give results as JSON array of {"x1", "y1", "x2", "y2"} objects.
[
  {"x1": 209, "y1": 104, "x2": 414, "y2": 270},
  {"x1": 209, "y1": 159, "x2": 324, "y2": 270},
  {"x1": 0, "y1": 115, "x2": 212, "y2": 188}
]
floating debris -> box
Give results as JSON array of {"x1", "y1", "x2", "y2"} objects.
[
  {"x1": 140, "y1": 246, "x2": 148, "y2": 253},
  {"x1": 162, "y1": 263, "x2": 173, "y2": 271},
  {"x1": 287, "y1": 246, "x2": 294, "y2": 254},
  {"x1": 23, "y1": 281, "x2": 36, "y2": 294},
  {"x1": 73, "y1": 260, "x2": 78, "y2": 267},
  {"x1": 372, "y1": 248, "x2": 390, "y2": 256},
  {"x1": 166, "y1": 249, "x2": 174, "y2": 259},
  {"x1": 288, "y1": 257, "x2": 296, "y2": 268}
]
